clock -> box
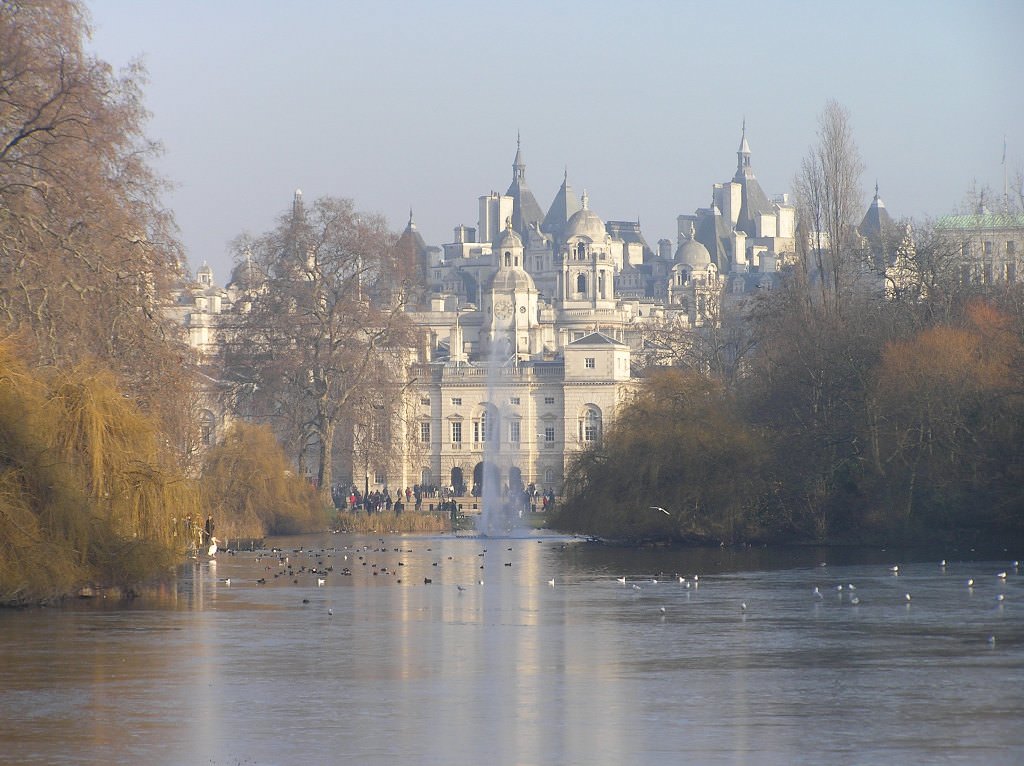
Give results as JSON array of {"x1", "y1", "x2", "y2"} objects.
[
  {"x1": 493, "y1": 299, "x2": 512, "y2": 320},
  {"x1": 519, "y1": 305, "x2": 527, "y2": 313}
]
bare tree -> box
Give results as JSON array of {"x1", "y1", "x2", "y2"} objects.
[
  {"x1": 0, "y1": 1, "x2": 196, "y2": 452},
  {"x1": 223, "y1": 194, "x2": 416, "y2": 503},
  {"x1": 793, "y1": 101, "x2": 866, "y2": 318}
]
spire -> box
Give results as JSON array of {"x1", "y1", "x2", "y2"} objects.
[
  {"x1": 292, "y1": 188, "x2": 305, "y2": 221},
  {"x1": 581, "y1": 190, "x2": 589, "y2": 210},
  {"x1": 736, "y1": 120, "x2": 752, "y2": 180},
  {"x1": 512, "y1": 132, "x2": 525, "y2": 183},
  {"x1": 406, "y1": 207, "x2": 417, "y2": 230}
]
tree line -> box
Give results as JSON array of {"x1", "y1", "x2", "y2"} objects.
[
  {"x1": 0, "y1": 1, "x2": 326, "y2": 604},
  {"x1": 552, "y1": 103, "x2": 1024, "y2": 546}
]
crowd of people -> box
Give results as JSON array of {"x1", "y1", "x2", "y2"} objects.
[{"x1": 331, "y1": 482, "x2": 556, "y2": 515}]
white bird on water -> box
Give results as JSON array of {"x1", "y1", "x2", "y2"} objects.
[
  {"x1": 889, "y1": 565, "x2": 900, "y2": 574},
  {"x1": 548, "y1": 578, "x2": 556, "y2": 587},
  {"x1": 317, "y1": 578, "x2": 325, "y2": 587},
  {"x1": 997, "y1": 571, "x2": 1007, "y2": 580},
  {"x1": 967, "y1": 578, "x2": 975, "y2": 588},
  {"x1": 813, "y1": 587, "x2": 823, "y2": 600},
  {"x1": 616, "y1": 576, "x2": 627, "y2": 585}
]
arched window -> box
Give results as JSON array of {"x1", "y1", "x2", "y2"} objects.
[
  {"x1": 504, "y1": 252, "x2": 511, "y2": 266},
  {"x1": 576, "y1": 242, "x2": 586, "y2": 260},
  {"x1": 199, "y1": 410, "x2": 216, "y2": 446},
  {"x1": 577, "y1": 406, "x2": 602, "y2": 443},
  {"x1": 473, "y1": 405, "x2": 497, "y2": 444},
  {"x1": 576, "y1": 273, "x2": 587, "y2": 295}
]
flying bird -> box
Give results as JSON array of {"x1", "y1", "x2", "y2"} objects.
[{"x1": 650, "y1": 506, "x2": 670, "y2": 515}]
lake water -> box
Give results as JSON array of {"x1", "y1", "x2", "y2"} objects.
[{"x1": 2, "y1": 533, "x2": 1022, "y2": 765}]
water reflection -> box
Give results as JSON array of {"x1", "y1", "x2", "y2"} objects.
[{"x1": 2, "y1": 534, "x2": 1021, "y2": 765}]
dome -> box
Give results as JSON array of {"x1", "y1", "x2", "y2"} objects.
[
  {"x1": 497, "y1": 225, "x2": 523, "y2": 250},
  {"x1": 676, "y1": 238, "x2": 711, "y2": 267},
  {"x1": 484, "y1": 265, "x2": 536, "y2": 293},
  {"x1": 564, "y1": 208, "x2": 607, "y2": 242},
  {"x1": 563, "y1": 192, "x2": 606, "y2": 242}
]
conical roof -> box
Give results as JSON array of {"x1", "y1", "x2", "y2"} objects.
[
  {"x1": 542, "y1": 169, "x2": 582, "y2": 235},
  {"x1": 505, "y1": 137, "x2": 544, "y2": 236}
]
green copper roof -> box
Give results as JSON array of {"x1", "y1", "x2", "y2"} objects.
[{"x1": 935, "y1": 213, "x2": 1024, "y2": 230}]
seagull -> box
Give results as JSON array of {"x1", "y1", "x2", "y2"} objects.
[
  {"x1": 631, "y1": 584, "x2": 642, "y2": 591},
  {"x1": 997, "y1": 572, "x2": 1007, "y2": 580},
  {"x1": 850, "y1": 596, "x2": 861, "y2": 605},
  {"x1": 617, "y1": 576, "x2": 627, "y2": 585},
  {"x1": 317, "y1": 578, "x2": 325, "y2": 587},
  {"x1": 650, "y1": 506, "x2": 670, "y2": 515},
  {"x1": 328, "y1": 608, "x2": 333, "y2": 616},
  {"x1": 889, "y1": 565, "x2": 900, "y2": 574},
  {"x1": 457, "y1": 585, "x2": 466, "y2": 592},
  {"x1": 659, "y1": 606, "x2": 666, "y2": 614},
  {"x1": 740, "y1": 602, "x2": 747, "y2": 612},
  {"x1": 997, "y1": 594, "x2": 1005, "y2": 603},
  {"x1": 813, "y1": 587, "x2": 823, "y2": 599},
  {"x1": 967, "y1": 578, "x2": 975, "y2": 588},
  {"x1": 848, "y1": 584, "x2": 856, "y2": 591},
  {"x1": 905, "y1": 593, "x2": 912, "y2": 602},
  {"x1": 940, "y1": 560, "x2": 947, "y2": 568},
  {"x1": 678, "y1": 576, "x2": 685, "y2": 584},
  {"x1": 548, "y1": 578, "x2": 556, "y2": 587}
]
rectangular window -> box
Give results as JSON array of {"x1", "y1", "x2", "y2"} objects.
[
  {"x1": 451, "y1": 421, "x2": 462, "y2": 443},
  {"x1": 420, "y1": 397, "x2": 430, "y2": 406},
  {"x1": 585, "y1": 357, "x2": 595, "y2": 369},
  {"x1": 544, "y1": 396, "x2": 555, "y2": 405},
  {"x1": 451, "y1": 397, "x2": 462, "y2": 406},
  {"x1": 510, "y1": 397, "x2": 520, "y2": 405},
  {"x1": 1007, "y1": 241, "x2": 1016, "y2": 256},
  {"x1": 509, "y1": 421, "x2": 520, "y2": 443},
  {"x1": 584, "y1": 424, "x2": 598, "y2": 442},
  {"x1": 545, "y1": 426, "x2": 555, "y2": 443},
  {"x1": 375, "y1": 471, "x2": 386, "y2": 485},
  {"x1": 420, "y1": 422, "x2": 430, "y2": 444},
  {"x1": 984, "y1": 241, "x2": 993, "y2": 256}
]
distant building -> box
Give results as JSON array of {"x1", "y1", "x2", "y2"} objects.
[
  {"x1": 935, "y1": 207, "x2": 1024, "y2": 286},
  {"x1": 166, "y1": 127, "x2": 825, "y2": 494}
]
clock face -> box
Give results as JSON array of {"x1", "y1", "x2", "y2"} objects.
[{"x1": 493, "y1": 299, "x2": 512, "y2": 320}]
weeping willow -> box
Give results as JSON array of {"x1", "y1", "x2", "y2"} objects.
[
  {"x1": 0, "y1": 341, "x2": 200, "y2": 605},
  {"x1": 200, "y1": 421, "x2": 326, "y2": 538}
]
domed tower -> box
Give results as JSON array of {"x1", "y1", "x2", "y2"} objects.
[
  {"x1": 670, "y1": 222, "x2": 720, "y2": 326},
  {"x1": 483, "y1": 219, "x2": 542, "y2": 361},
  {"x1": 558, "y1": 192, "x2": 616, "y2": 311}
]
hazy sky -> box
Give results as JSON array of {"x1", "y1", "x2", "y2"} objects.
[{"x1": 85, "y1": 0, "x2": 1023, "y2": 278}]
